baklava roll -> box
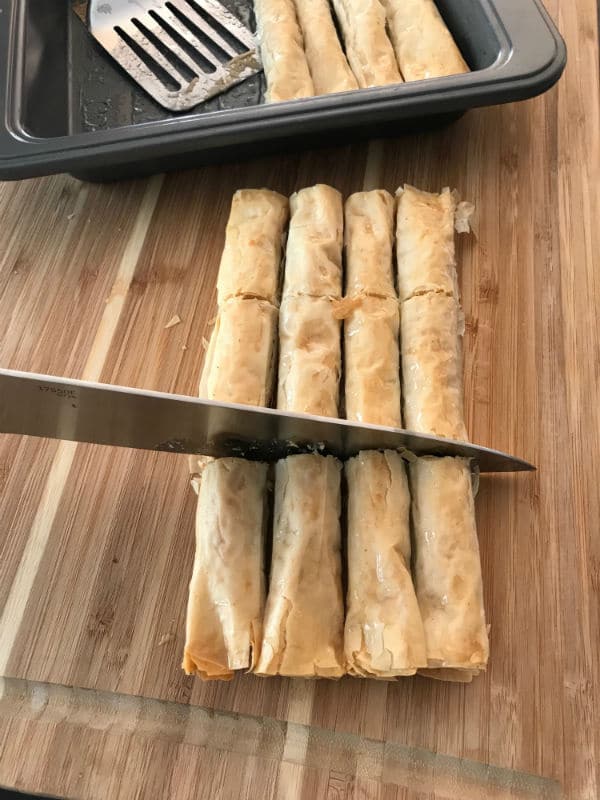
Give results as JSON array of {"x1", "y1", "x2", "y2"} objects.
[
  {"x1": 277, "y1": 295, "x2": 341, "y2": 417},
  {"x1": 254, "y1": 0, "x2": 315, "y2": 102},
  {"x1": 383, "y1": 0, "x2": 468, "y2": 82},
  {"x1": 256, "y1": 454, "x2": 345, "y2": 677},
  {"x1": 344, "y1": 190, "x2": 396, "y2": 299},
  {"x1": 335, "y1": 294, "x2": 401, "y2": 427},
  {"x1": 282, "y1": 184, "x2": 344, "y2": 298},
  {"x1": 199, "y1": 297, "x2": 278, "y2": 407},
  {"x1": 409, "y1": 456, "x2": 489, "y2": 670},
  {"x1": 294, "y1": 0, "x2": 358, "y2": 94},
  {"x1": 395, "y1": 185, "x2": 459, "y2": 302},
  {"x1": 183, "y1": 459, "x2": 268, "y2": 680},
  {"x1": 344, "y1": 451, "x2": 427, "y2": 676},
  {"x1": 217, "y1": 189, "x2": 289, "y2": 306},
  {"x1": 331, "y1": 0, "x2": 402, "y2": 88},
  {"x1": 401, "y1": 292, "x2": 468, "y2": 441}
]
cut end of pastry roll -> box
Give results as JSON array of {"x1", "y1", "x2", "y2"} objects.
[
  {"x1": 344, "y1": 190, "x2": 396, "y2": 299},
  {"x1": 336, "y1": 294, "x2": 402, "y2": 427},
  {"x1": 344, "y1": 451, "x2": 427, "y2": 677},
  {"x1": 277, "y1": 295, "x2": 341, "y2": 417},
  {"x1": 199, "y1": 297, "x2": 278, "y2": 407},
  {"x1": 254, "y1": 0, "x2": 315, "y2": 102},
  {"x1": 383, "y1": 0, "x2": 469, "y2": 82},
  {"x1": 395, "y1": 185, "x2": 459, "y2": 302},
  {"x1": 401, "y1": 292, "x2": 468, "y2": 441},
  {"x1": 331, "y1": 0, "x2": 402, "y2": 88},
  {"x1": 283, "y1": 185, "x2": 344, "y2": 299},
  {"x1": 255, "y1": 454, "x2": 344, "y2": 678},
  {"x1": 409, "y1": 456, "x2": 489, "y2": 670},
  {"x1": 183, "y1": 458, "x2": 268, "y2": 681},
  {"x1": 294, "y1": 0, "x2": 358, "y2": 94},
  {"x1": 217, "y1": 189, "x2": 289, "y2": 306}
]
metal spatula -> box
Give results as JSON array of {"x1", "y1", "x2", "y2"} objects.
[{"x1": 88, "y1": 0, "x2": 261, "y2": 111}]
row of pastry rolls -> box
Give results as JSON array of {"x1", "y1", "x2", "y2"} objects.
[
  {"x1": 257, "y1": 184, "x2": 346, "y2": 677},
  {"x1": 183, "y1": 189, "x2": 289, "y2": 680},
  {"x1": 254, "y1": 0, "x2": 467, "y2": 102},
  {"x1": 334, "y1": 190, "x2": 426, "y2": 677},
  {"x1": 395, "y1": 185, "x2": 489, "y2": 680}
]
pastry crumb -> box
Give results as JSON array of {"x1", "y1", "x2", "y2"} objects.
[
  {"x1": 165, "y1": 314, "x2": 182, "y2": 329},
  {"x1": 158, "y1": 632, "x2": 175, "y2": 646}
]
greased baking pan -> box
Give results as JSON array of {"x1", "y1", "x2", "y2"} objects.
[{"x1": 0, "y1": 0, "x2": 565, "y2": 181}]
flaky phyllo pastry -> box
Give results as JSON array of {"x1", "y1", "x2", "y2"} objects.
[
  {"x1": 344, "y1": 451, "x2": 427, "y2": 676},
  {"x1": 344, "y1": 189, "x2": 396, "y2": 299},
  {"x1": 294, "y1": 0, "x2": 357, "y2": 95},
  {"x1": 199, "y1": 297, "x2": 278, "y2": 408},
  {"x1": 410, "y1": 456, "x2": 489, "y2": 671},
  {"x1": 216, "y1": 189, "x2": 288, "y2": 307},
  {"x1": 253, "y1": 0, "x2": 314, "y2": 102},
  {"x1": 278, "y1": 294, "x2": 341, "y2": 417},
  {"x1": 256, "y1": 454, "x2": 345, "y2": 677},
  {"x1": 383, "y1": 0, "x2": 469, "y2": 82},
  {"x1": 184, "y1": 182, "x2": 488, "y2": 684},
  {"x1": 282, "y1": 184, "x2": 344, "y2": 299},
  {"x1": 183, "y1": 459, "x2": 268, "y2": 680},
  {"x1": 185, "y1": 191, "x2": 287, "y2": 680},
  {"x1": 334, "y1": 293, "x2": 401, "y2": 427}
]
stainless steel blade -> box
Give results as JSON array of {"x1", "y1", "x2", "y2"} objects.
[
  {"x1": 0, "y1": 369, "x2": 535, "y2": 472},
  {"x1": 88, "y1": 0, "x2": 262, "y2": 112}
]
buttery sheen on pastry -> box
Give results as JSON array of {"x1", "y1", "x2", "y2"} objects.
[
  {"x1": 283, "y1": 185, "x2": 344, "y2": 298},
  {"x1": 409, "y1": 456, "x2": 489, "y2": 670},
  {"x1": 401, "y1": 292, "x2": 468, "y2": 441},
  {"x1": 331, "y1": 0, "x2": 402, "y2": 88},
  {"x1": 334, "y1": 294, "x2": 401, "y2": 426},
  {"x1": 344, "y1": 451, "x2": 427, "y2": 676},
  {"x1": 254, "y1": 0, "x2": 315, "y2": 102},
  {"x1": 277, "y1": 295, "x2": 341, "y2": 417},
  {"x1": 396, "y1": 185, "x2": 459, "y2": 302},
  {"x1": 217, "y1": 189, "x2": 289, "y2": 306},
  {"x1": 294, "y1": 0, "x2": 358, "y2": 94},
  {"x1": 344, "y1": 190, "x2": 396, "y2": 299},
  {"x1": 383, "y1": 0, "x2": 469, "y2": 82},
  {"x1": 183, "y1": 459, "x2": 268, "y2": 680},
  {"x1": 200, "y1": 297, "x2": 278, "y2": 407},
  {"x1": 256, "y1": 454, "x2": 344, "y2": 677}
]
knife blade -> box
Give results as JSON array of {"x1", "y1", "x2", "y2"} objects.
[{"x1": 0, "y1": 369, "x2": 534, "y2": 472}]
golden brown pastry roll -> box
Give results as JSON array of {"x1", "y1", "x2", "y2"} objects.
[
  {"x1": 183, "y1": 459, "x2": 268, "y2": 680},
  {"x1": 200, "y1": 297, "x2": 278, "y2": 407},
  {"x1": 277, "y1": 295, "x2": 341, "y2": 417},
  {"x1": 409, "y1": 456, "x2": 489, "y2": 670},
  {"x1": 401, "y1": 292, "x2": 468, "y2": 441},
  {"x1": 395, "y1": 185, "x2": 458, "y2": 302},
  {"x1": 344, "y1": 190, "x2": 396, "y2": 299},
  {"x1": 256, "y1": 454, "x2": 344, "y2": 677},
  {"x1": 334, "y1": 294, "x2": 401, "y2": 426},
  {"x1": 331, "y1": 0, "x2": 402, "y2": 88},
  {"x1": 294, "y1": 0, "x2": 358, "y2": 94},
  {"x1": 216, "y1": 189, "x2": 289, "y2": 306},
  {"x1": 344, "y1": 451, "x2": 427, "y2": 677},
  {"x1": 254, "y1": 0, "x2": 315, "y2": 102},
  {"x1": 383, "y1": 0, "x2": 469, "y2": 81},
  {"x1": 282, "y1": 185, "x2": 344, "y2": 298}
]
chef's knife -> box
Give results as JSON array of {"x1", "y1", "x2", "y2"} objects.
[{"x1": 0, "y1": 369, "x2": 534, "y2": 472}]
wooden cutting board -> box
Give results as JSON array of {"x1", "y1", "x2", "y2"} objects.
[{"x1": 1, "y1": 2, "x2": 598, "y2": 797}]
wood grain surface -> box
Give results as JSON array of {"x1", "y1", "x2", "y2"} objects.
[{"x1": 0, "y1": 1, "x2": 598, "y2": 797}]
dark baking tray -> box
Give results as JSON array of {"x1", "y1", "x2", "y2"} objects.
[{"x1": 0, "y1": 0, "x2": 565, "y2": 181}]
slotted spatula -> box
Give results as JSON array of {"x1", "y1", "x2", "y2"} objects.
[{"x1": 88, "y1": 0, "x2": 261, "y2": 112}]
